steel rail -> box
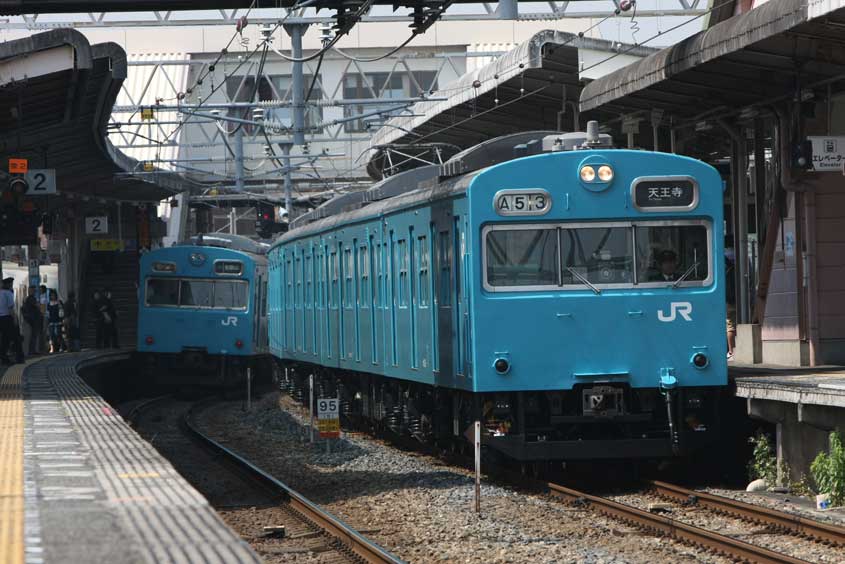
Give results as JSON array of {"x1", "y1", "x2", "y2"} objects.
[
  {"x1": 547, "y1": 482, "x2": 810, "y2": 564},
  {"x1": 649, "y1": 480, "x2": 845, "y2": 546},
  {"x1": 183, "y1": 401, "x2": 404, "y2": 564}
]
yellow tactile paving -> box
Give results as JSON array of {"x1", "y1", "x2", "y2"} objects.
[{"x1": 0, "y1": 363, "x2": 25, "y2": 564}]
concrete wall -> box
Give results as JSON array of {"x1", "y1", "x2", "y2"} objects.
[{"x1": 749, "y1": 398, "x2": 845, "y2": 481}]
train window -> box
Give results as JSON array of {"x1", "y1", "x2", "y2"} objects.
[
  {"x1": 439, "y1": 231, "x2": 452, "y2": 306},
  {"x1": 359, "y1": 245, "x2": 369, "y2": 307},
  {"x1": 344, "y1": 248, "x2": 354, "y2": 309},
  {"x1": 635, "y1": 224, "x2": 709, "y2": 284},
  {"x1": 398, "y1": 239, "x2": 408, "y2": 307},
  {"x1": 146, "y1": 278, "x2": 180, "y2": 306},
  {"x1": 486, "y1": 228, "x2": 558, "y2": 287},
  {"x1": 418, "y1": 236, "x2": 429, "y2": 307},
  {"x1": 560, "y1": 226, "x2": 633, "y2": 286},
  {"x1": 180, "y1": 280, "x2": 213, "y2": 307},
  {"x1": 214, "y1": 280, "x2": 248, "y2": 309}
]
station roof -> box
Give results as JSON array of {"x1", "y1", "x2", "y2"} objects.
[
  {"x1": 366, "y1": 29, "x2": 656, "y2": 178},
  {"x1": 579, "y1": 0, "x2": 845, "y2": 123},
  {"x1": 0, "y1": 29, "x2": 195, "y2": 202}
]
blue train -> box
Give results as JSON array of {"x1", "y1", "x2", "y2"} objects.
[
  {"x1": 268, "y1": 123, "x2": 728, "y2": 461},
  {"x1": 137, "y1": 234, "x2": 270, "y2": 387}
]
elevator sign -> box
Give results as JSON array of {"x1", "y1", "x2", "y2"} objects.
[
  {"x1": 808, "y1": 136, "x2": 845, "y2": 171},
  {"x1": 317, "y1": 398, "x2": 340, "y2": 438}
]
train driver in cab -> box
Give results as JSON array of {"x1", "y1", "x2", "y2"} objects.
[{"x1": 650, "y1": 249, "x2": 680, "y2": 282}]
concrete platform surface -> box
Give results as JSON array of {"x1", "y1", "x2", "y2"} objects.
[
  {"x1": 732, "y1": 364, "x2": 845, "y2": 407},
  {"x1": 0, "y1": 353, "x2": 260, "y2": 564}
]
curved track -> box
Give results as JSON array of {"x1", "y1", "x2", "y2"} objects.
[{"x1": 183, "y1": 400, "x2": 404, "y2": 564}]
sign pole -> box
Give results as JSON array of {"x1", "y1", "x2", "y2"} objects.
[
  {"x1": 246, "y1": 366, "x2": 252, "y2": 412},
  {"x1": 474, "y1": 420, "x2": 481, "y2": 515},
  {"x1": 309, "y1": 374, "x2": 315, "y2": 443}
]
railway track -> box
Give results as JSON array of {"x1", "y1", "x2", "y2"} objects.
[
  {"x1": 649, "y1": 480, "x2": 845, "y2": 547},
  {"x1": 547, "y1": 480, "x2": 844, "y2": 564},
  {"x1": 130, "y1": 395, "x2": 403, "y2": 564}
]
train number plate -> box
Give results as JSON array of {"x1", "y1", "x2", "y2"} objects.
[{"x1": 493, "y1": 189, "x2": 552, "y2": 216}]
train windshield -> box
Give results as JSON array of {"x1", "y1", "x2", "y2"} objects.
[
  {"x1": 484, "y1": 220, "x2": 711, "y2": 291},
  {"x1": 486, "y1": 229, "x2": 558, "y2": 287},
  {"x1": 561, "y1": 226, "x2": 633, "y2": 285},
  {"x1": 145, "y1": 277, "x2": 248, "y2": 310}
]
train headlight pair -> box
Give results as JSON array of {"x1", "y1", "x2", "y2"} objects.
[{"x1": 579, "y1": 165, "x2": 614, "y2": 183}]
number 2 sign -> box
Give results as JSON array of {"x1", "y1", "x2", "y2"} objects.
[{"x1": 85, "y1": 216, "x2": 109, "y2": 235}]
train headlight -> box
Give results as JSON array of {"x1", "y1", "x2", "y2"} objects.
[
  {"x1": 235, "y1": 339, "x2": 244, "y2": 349},
  {"x1": 493, "y1": 357, "x2": 510, "y2": 375},
  {"x1": 579, "y1": 165, "x2": 596, "y2": 182},
  {"x1": 691, "y1": 352, "x2": 709, "y2": 369},
  {"x1": 145, "y1": 336, "x2": 154, "y2": 345},
  {"x1": 597, "y1": 165, "x2": 614, "y2": 182}
]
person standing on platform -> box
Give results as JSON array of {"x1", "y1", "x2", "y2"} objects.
[
  {"x1": 0, "y1": 278, "x2": 25, "y2": 365},
  {"x1": 92, "y1": 290, "x2": 105, "y2": 348},
  {"x1": 21, "y1": 290, "x2": 43, "y2": 356},
  {"x1": 47, "y1": 290, "x2": 66, "y2": 353},
  {"x1": 102, "y1": 289, "x2": 119, "y2": 348},
  {"x1": 63, "y1": 292, "x2": 80, "y2": 352}
]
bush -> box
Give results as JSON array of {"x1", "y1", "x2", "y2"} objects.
[
  {"x1": 810, "y1": 431, "x2": 845, "y2": 506},
  {"x1": 748, "y1": 431, "x2": 779, "y2": 485}
]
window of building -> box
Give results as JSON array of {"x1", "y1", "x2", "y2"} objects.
[{"x1": 342, "y1": 71, "x2": 438, "y2": 133}]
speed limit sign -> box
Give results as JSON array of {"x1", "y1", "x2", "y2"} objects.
[{"x1": 317, "y1": 398, "x2": 340, "y2": 438}]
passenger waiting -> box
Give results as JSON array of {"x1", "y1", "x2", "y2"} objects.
[{"x1": 47, "y1": 290, "x2": 66, "y2": 353}]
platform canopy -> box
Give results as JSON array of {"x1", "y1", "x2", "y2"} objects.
[
  {"x1": 366, "y1": 29, "x2": 656, "y2": 178},
  {"x1": 0, "y1": 29, "x2": 195, "y2": 202},
  {"x1": 580, "y1": 0, "x2": 845, "y2": 124}
]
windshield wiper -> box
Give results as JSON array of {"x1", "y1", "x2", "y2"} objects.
[
  {"x1": 566, "y1": 267, "x2": 601, "y2": 295},
  {"x1": 671, "y1": 262, "x2": 701, "y2": 288}
]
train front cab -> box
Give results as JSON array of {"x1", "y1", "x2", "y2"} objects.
[{"x1": 469, "y1": 148, "x2": 728, "y2": 461}]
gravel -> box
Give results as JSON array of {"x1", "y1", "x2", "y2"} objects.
[{"x1": 195, "y1": 392, "x2": 734, "y2": 564}]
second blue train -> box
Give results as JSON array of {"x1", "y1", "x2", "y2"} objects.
[{"x1": 136, "y1": 234, "x2": 270, "y2": 388}]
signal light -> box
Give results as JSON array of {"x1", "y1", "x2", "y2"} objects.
[
  {"x1": 235, "y1": 339, "x2": 244, "y2": 349},
  {"x1": 145, "y1": 336, "x2": 154, "y2": 345}
]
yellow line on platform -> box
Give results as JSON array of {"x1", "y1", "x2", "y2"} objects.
[
  {"x1": 0, "y1": 359, "x2": 43, "y2": 564},
  {"x1": 0, "y1": 362, "x2": 25, "y2": 564}
]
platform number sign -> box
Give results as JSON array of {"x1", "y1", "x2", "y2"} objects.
[
  {"x1": 24, "y1": 170, "x2": 57, "y2": 194},
  {"x1": 85, "y1": 216, "x2": 108, "y2": 235},
  {"x1": 493, "y1": 189, "x2": 552, "y2": 216},
  {"x1": 317, "y1": 398, "x2": 340, "y2": 438}
]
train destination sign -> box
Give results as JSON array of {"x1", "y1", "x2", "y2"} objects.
[
  {"x1": 633, "y1": 177, "x2": 698, "y2": 210},
  {"x1": 494, "y1": 189, "x2": 551, "y2": 216}
]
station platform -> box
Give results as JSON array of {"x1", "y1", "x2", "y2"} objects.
[
  {"x1": 0, "y1": 352, "x2": 260, "y2": 564},
  {"x1": 731, "y1": 364, "x2": 845, "y2": 479}
]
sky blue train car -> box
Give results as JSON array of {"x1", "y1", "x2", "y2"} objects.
[
  {"x1": 268, "y1": 125, "x2": 727, "y2": 461},
  {"x1": 137, "y1": 234, "x2": 269, "y2": 386}
]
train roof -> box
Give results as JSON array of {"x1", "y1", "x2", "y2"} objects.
[{"x1": 180, "y1": 233, "x2": 270, "y2": 256}]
